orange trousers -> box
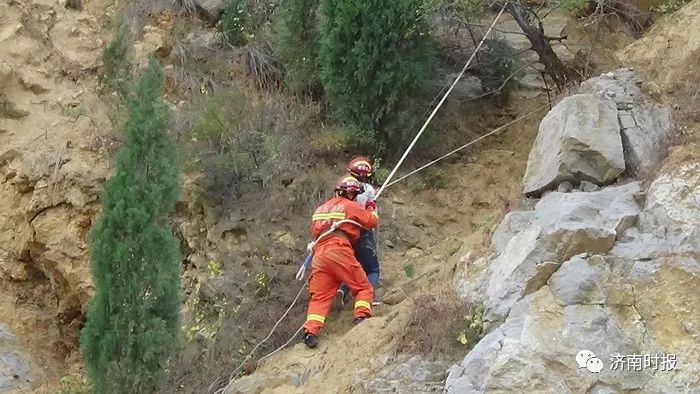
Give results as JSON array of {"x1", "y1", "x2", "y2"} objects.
[{"x1": 303, "y1": 237, "x2": 374, "y2": 336}]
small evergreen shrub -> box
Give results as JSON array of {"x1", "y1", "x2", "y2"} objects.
[
  {"x1": 99, "y1": 19, "x2": 133, "y2": 98},
  {"x1": 318, "y1": 0, "x2": 435, "y2": 154},
  {"x1": 274, "y1": 0, "x2": 320, "y2": 94},
  {"x1": 221, "y1": 0, "x2": 250, "y2": 46},
  {"x1": 480, "y1": 38, "x2": 523, "y2": 95}
]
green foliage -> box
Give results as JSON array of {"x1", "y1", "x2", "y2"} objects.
[
  {"x1": 221, "y1": 0, "x2": 250, "y2": 46},
  {"x1": 60, "y1": 375, "x2": 91, "y2": 394},
  {"x1": 556, "y1": 0, "x2": 590, "y2": 14},
  {"x1": 430, "y1": 0, "x2": 488, "y2": 19},
  {"x1": 480, "y1": 39, "x2": 523, "y2": 95},
  {"x1": 207, "y1": 260, "x2": 223, "y2": 277},
  {"x1": 187, "y1": 91, "x2": 268, "y2": 209},
  {"x1": 274, "y1": 0, "x2": 320, "y2": 94},
  {"x1": 254, "y1": 271, "x2": 269, "y2": 296},
  {"x1": 80, "y1": 57, "x2": 181, "y2": 394},
  {"x1": 100, "y1": 19, "x2": 133, "y2": 98},
  {"x1": 183, "y1": 281, "x2": 231, "y2": 342},
  {"x1": 651, "y1": 0, "x2": 691, "y2": 14},
  {"x1": 402, "y1": 264, "x2": 416, "y2": 278},
  {"x1": 456, "y1": 305, "x2": 484, "y2": 347},
  {"x1": 371, "y1": 157, "x2": 391, "y2": 185},
  {"x1": 318, "y1": 0, "x2": 435, "y2": 153}
]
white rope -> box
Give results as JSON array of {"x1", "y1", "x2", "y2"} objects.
[
  {"x1": 215, "y1": 283, "x2": 307, "y2": 394},
  {"x1": 385, "y1": 102, "x2": 551, "y2": 188},
  {"x1": 216, "y1": 6, "x2": 509, "y2": 392},
  {"x1": 375, "y1": 3, "x2": 507, "y2": 199},
  {"x1": 216, "y1": 219, "x2": 368, "y2": 394}
]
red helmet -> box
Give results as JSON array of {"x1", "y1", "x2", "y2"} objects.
[
  {"x1": 335, "y1": 175, "x2": 362, "y2": 194},
  {"x1": 347, "y1": 156, "x2": 373, "y2": 179}
]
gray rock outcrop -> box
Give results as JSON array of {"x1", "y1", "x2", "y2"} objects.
[
  {"x1": 523, "y1": 69, "x2": 672, "y2": 196},
  {"x1": 448, "y1": 70, "x2": 697, "y2": 393},
  {"x1": 522, "y1": 94, "x2": 625, "y2": 196},
  {"x1": 193, "y1": 0, "x2": 228, "y2": 22},
  {"x1": 0, "y1": 324, "x2": 32, "y2": 392},
  {"x1": 580, "y1": 69, "x2": 671, "y2": 177},
  {"x1": 481, "y1": 182, "x2": 641, "y2": 322}
]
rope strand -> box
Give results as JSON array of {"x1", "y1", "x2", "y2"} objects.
[
  {"x1": 375, "y1": 4, "x2": 507, "y2": 199},
  {"x1": 385, "y1": 103, "x2": 550, "y2": 188}
]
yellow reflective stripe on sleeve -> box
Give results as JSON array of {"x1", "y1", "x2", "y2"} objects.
[
  {"x1": 354, "y1": 300, "x2": 371, "y2": 311},
  {"x1": 312, "y1": 212, "x2": 346, "y2": 221},
  {"x1": 306, "y1": 314, "x2": 326, "y2": 323}
]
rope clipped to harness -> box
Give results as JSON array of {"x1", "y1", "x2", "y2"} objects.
[{"x1": 295, "y1": 219, "x2": 368, "y2": 281}]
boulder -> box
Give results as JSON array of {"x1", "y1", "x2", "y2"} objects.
[
  {"x1": 611, "y1": 162, "x2": 700, "y2": 259},
  {"x1": 490, "y1": 211, "x2": 534, "y2": 255},
  {"x1": 618, "y1": 105, "x2": 671, "y2": 176},
  {"x1": 580, "y1": 69, "x2": 671, "y2": 177},
  {"x1": 0, "y1": 324, "x2": 32, "y2": 392},
  {"x1": 522, "y1": 94, "x2": 625, "y2": 196},
  {"x1": 447, "y1": 286, "x2": 653, "y2": 393},
  {"x1": 195, "y1": 0, "x2": 228, "y2": 23},
  {"x1": 481, "y1": 183, "x2": 641, "y2": 322},
  {"x1": 579, "y1": 68, "x2": 643, "y2": 108},
  {"x1": 578, "y1": 180, "x2": 599, "y2": 192},
  {"x1": 448, "y1": 260, "x2": 700, "y2": 394},
  {"x1": 549, "y1": 254, "x2": 635, "y2": 306}
]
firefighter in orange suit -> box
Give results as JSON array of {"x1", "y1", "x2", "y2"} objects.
[{"x1": 302, "y1": 176, "x2": 379, "y2": 348}]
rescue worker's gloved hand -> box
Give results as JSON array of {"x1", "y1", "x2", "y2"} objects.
[
  {"x1": 356, "y1": 193, "x2": 369, "y2": 208},
  {"x1": 365, "y1": 200, "x2": 377, "y2": 211}
]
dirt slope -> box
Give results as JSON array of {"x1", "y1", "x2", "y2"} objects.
[
  {"x1": 0, "y1": 0, "x2": 113, "y2": 388},
  {"x1": 224, "y1": 98, "x2": 550, "y2": 393}
]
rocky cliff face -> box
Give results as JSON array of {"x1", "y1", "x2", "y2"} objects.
[
  {"x1": 447, "y1": 67, "x2": 699, "y2": 393},
  {"x1": 0, "y1": 0, "x2": 114, "y2": 385}
]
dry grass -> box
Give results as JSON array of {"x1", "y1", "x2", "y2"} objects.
[{"x1": 398, "y1": 290, "x2": 482, "y2": 359}]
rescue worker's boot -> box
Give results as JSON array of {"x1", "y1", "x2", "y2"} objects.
[
  {"x1": 353, "y1": 317, "x2": 366, "y2": 325},
  {"x1": 303, "y1": 333, "x2": 318, "y2": 349}
]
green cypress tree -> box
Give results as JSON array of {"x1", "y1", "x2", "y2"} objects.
[
  {"x1": 318, "y1": 0, "x2": 434, "y2": 150},
  {"x1": 99, "y1": 18, "x2": 133, "y2": 99},
  {"x1": 275, "y1": 0, "x2": 320, "y2": 95},
  {"x1": 80, "y1": 56, "x2": 181, "y2": 394}
]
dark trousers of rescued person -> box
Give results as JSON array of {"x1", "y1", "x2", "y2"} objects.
[{"x1": 339, "y1": 229, "x2": 380, "y2": 297}]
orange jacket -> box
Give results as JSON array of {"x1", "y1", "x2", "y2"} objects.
[{"x1": 311, "y1": 196, "x2": 378, "y2": 245}]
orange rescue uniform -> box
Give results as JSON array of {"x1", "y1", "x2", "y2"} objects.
[{"x1": 303, "y1": 196, "x2": 379, "y2": 336}]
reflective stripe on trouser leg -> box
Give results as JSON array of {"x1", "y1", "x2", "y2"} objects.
[
  {"x1": 303, "y1": 253, "x2": 341, "y2": 336},
  {"x1": 306, "y1": 314, "x2": 325, "y2": 323},
  {"x1": 332, "y1": 250, "x2": 373, "y2": 320},
  {"x1": 354, "y1": 300, "x2": 371, "y2": 312}
]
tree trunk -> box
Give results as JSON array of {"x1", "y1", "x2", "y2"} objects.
[{"x1": 503, "y1": 1, "x2": 571, "y2": 90}]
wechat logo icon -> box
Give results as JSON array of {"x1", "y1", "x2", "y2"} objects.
[{"x1": 576, "y1": 350, "x2": 603, "y2": 373}]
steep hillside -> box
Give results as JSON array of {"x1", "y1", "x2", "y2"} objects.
[
  {"x1": 225, "y1": 3, "x2": 700, "y2": 393},
  {"x1": 0, "y1": 0, "x2": 697, "y2": 392},
  {"x1": 0, "y1": 0, "x2": 112, "y2": 387}
]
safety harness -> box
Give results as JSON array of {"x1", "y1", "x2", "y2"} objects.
[{"x1": 295, "y1": 219, "x2": 367, "y2": 281}]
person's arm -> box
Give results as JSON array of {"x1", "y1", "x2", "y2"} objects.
[{"x1": 348, "y1": 200, "x2": 378, "y2": 230}]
